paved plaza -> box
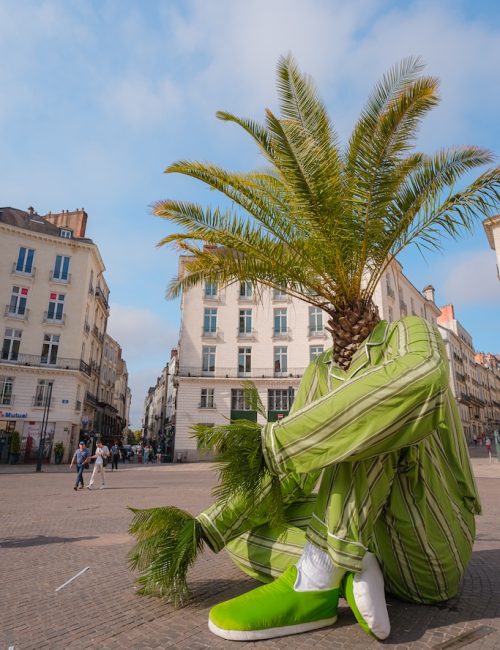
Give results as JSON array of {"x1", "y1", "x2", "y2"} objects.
[{"x1": 1, "y1": 451, "x2": 499, "y2": 650}]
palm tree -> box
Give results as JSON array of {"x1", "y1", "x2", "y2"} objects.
[
  {"x1": 128, "y1": 56, "x2": 500, "y2": 605},
  {"x1": 154, "y1": 55, "x2": 499, "y2": 369}
]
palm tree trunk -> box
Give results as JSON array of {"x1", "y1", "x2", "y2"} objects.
[{"x1": 326, "y1": 300, "x2": 381, "y2": 370}]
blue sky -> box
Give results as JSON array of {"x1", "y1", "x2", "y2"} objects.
[{"x1": 1, "y1": 0, "x2": 499, "y2": 429}]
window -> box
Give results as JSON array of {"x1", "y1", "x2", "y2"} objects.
[
  {"x1": 0, "y1": 376, "x2": 13, "y2": 405},
  {"x1": 274, "y1": 346, "x2": 288, "y2": 375},
  {"x1": 309, "y1": 307, "x2": 323, "y2": 334},
  {"x1": 200, "y1": 388, "x2": 215, "y2": 408},
  {"x1": 204, "y1": 281, "x2": 218, "y2": 297},
  {"x1": 273, "y1": 287, "x2": 287, "y2": 300},
  {"x1": 268, "y1": 388, "x2": 294, "y2": 411},
  {"x1": 41, "y1": 334, "x2": 60, "y2": 365},
  {"x1": 274, "y1": 308, "x2": 288, "y2": 335},
  {"x1": 15, "y1": 247, "x2": 35, "y2": 274},
  {"x1": 53, "y1": 255, "x2": 71, "y2": 281},
  {"x1": 239, "y1": 281, "x2": 252, "y2": 298},
  {"x1": 60, "y1": 229, "x2": 72, "y2": 239},
  {"x1": 203, "y1": 308, "x2": 217, "y2": 334},
  {"x1": 202, "y1": 346, "x2": 216, "y2": 374},
  {"x1": 310, "y1": 345, "x2": 324, "y2": 361},
  {"x1": 1, "y1": 329, "x2": 22, "y2": 361},
  {"x1": 8, "y1": 286, "x2": 28, "y2": 316},
  {"x1": 34, "y1": 379, "x2": 53, "y2": 407},
  {"x1": 231, "y1": 389, "x2": 253, "y2": 411},
  {"x1": 239, "y1": 309, "x2": 252, "y2": 334},
  {"x1": 47, "y1": 293, "x2": 65, "y2": 321},
  {"x1": 238, "y1": 347, "x2": 251, "y2": 375}
]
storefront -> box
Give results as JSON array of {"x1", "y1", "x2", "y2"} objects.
[{"x1": 0, "y1": 410, "x2": 55, "y2": 463}]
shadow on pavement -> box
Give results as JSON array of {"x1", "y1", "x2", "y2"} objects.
[{"x1": 0, "y1": 534, "x2": 98, "y2": 548}]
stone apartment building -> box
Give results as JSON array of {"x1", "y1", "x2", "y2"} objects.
[
  {"x1": 0, "y1": 206, "x2": 129, "y2": 463},
  {"x1": 142, "y1": 349, "x2": 178, "y2": 461},
  {"x1": 437, "y1": 304, "x2": 500, "y2": 442},
  {"x1": 168, "y1": 256, "x2": 441, "y2": 461}
]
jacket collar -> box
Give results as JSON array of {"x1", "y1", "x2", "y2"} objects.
[{"x1": 325, "y1": 320, "x2": 390, "y2": 381}]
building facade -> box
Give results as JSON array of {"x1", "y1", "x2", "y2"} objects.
[
  {"x1": 483, "y1": 214, "x2": 500, "y2": 280},
  {"x1": 437, "y1": 304, "x2": 500, "y2": 442},
  {"x1": 142, "y1": 349, "x2": 178, "y2": 461},
  {"x1": 171, "y1": 257, "x2": 441, "y2": 461},
  {"x1": 0, "y1": 206, "x2": 128, "y2": 463}
]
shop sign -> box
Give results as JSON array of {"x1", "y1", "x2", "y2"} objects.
[{"x1": 0, "y1": 410, "x2": 28, "y2": 419}]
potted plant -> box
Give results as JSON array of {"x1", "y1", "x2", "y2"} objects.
[
  {"x1": 9, "y1": 431, "x2": 21, "y2": 464},
  {"x1": 54, "y1": 442, "x2": 65, "y2": 464}
]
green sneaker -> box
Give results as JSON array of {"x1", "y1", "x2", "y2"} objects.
[{"x1": 208, "y1": 566, "x2": 339, "y2": 641}]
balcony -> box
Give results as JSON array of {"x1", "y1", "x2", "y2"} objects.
[
  {"x1": 4, "y1": 306, "x2": 29, "y2": 322},
  {"x1": 43, "y1": 312, "x2": 66, "y2": 326},
  {"x1": 201, "y1": 327, "x2": 223, "y2": 341},
  {"x1": 236, "y1": 328, "x2": 257, "y2": 340},
  {"x1": 272, "y1": 291, "x2": 291, "y2": 302},
  {"x1": 49, "y1": 270, "x2": 71, "y2": 284},
  {"x1": 272, "y1": 327, "x2": 292, "y2": 340},
  {"x1": 11, "y1": 262, "x2": 36, "y2": 278},
  {"x1": 95, "y1": 286, "x2": 109, "y2": 310},
  {"x1": 308, "y1": 327, "x2": 327, "y2": 339},
  {"x1": 180, "y1": 366, "x2": 306, "y2": 379},
  {"x1": 85, "y1": 391, "x2": 98, "y2": 406},
  {"x1": 0, "y1": 353, "x2": 90, "y2": 376}
]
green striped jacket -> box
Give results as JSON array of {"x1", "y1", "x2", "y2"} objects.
[{"x1": 198, "y1": 316, "x2": 480, "y2": 554}]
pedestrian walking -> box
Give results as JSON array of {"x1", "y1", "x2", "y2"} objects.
[
  {"x1": 473, "y1": 433, "x2": 477, "y2": 446},
  {"x1": 485, "y1": 436, "x2": 492, "y2": 459},
  {"x1": 143, "y1": 444, "x2": 150, "y2": 464},
  {"x1": 69, "y1": 441, "x2": 90, "y2": 491},
  {"x1": 88, "y1": 440, "x2": 110, "y2": 490},
  {"x1": 110, "y1": 441, "x2": 121, "y2": 470}
]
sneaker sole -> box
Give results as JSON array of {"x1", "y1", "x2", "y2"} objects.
[{"x1": 208, "y1": 615, "x2": 337, "y2": 641}]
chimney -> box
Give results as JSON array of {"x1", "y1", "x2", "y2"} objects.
[
  {"x1": 422, "y1": 285, "x2": 435, "y2": 303},
  {"x1": 43, "y1": 208, "x2": 88, "y2": 238},
  {"x1": 437, "y1": 304, "x2": 455, "y2": 326}
]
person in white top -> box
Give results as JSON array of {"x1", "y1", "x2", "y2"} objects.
[{"x1": 88, "y1": 440, "x2": 110, "y2": 489}]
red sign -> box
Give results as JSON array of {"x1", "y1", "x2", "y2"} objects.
[
  {"x1": 50, "y1": 292, "x2": 57, "y2": 300},
  {"x1": 277, "y1": 413, "x2": 284, "y2": 419},
  {"x1": 21, "y1": 287, "x2": 29, "y2": 296}
]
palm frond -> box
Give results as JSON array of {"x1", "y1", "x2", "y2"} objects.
[
  {"x1": 128, "y1": 506, "x2": 204, "y2": 606},
  {"x1": 193, "y1": 411, "x2": 285, "y2": 528}
]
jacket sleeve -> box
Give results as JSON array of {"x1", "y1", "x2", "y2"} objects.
[
  {"x1": 262, "y1": 317, "x2": 449, "y2": 477},
  {"x1": 195, "y1": 358, "x2": 324, "y2": 552}
]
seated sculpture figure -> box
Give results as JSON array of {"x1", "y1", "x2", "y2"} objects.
[{"x1": 130, "y1": 315, "x2": 480, "y2": 641}]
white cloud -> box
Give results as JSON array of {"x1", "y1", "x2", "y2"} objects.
[
  {"x1": 438, "y1": 249, "x2": 500, "y2": 307},
  {"x1": 103, "y1": 74, "x2": 182, "y2": 126},
  {"x1": 107, "y1": 304, "x2": 178, "y2": 428}
]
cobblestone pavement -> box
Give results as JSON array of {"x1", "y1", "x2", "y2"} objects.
[{"x1": 0, "y1": 454, "x2": 499, "y2": 650}]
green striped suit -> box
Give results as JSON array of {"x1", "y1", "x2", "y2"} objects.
[{"x1": 197, "y1": 317, "x2": 481, "y2": 604}]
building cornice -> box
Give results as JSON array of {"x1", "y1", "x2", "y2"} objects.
[{"x1": 483, "y1": 215, "x2": 500, "y2": 250}]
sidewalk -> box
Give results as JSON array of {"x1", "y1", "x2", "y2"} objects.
[{"x1": 0, "y1": 457, "x2": 499, "y2": 649}]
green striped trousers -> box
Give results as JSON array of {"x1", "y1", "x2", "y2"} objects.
[{"x1": 226, "y1": 444, "x2": 475, "y2": 604}]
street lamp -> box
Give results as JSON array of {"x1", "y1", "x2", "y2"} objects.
[{"x1": 36, "y1": 382, "x2": 53, "y2": 472}]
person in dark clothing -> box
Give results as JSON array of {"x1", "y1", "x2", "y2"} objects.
[
  {"x1": 69, "y1": 441, "x2": 90, "y2": 490},
  {"x1": 110, "y1": 441, "x2": 121, "y2": 470}
]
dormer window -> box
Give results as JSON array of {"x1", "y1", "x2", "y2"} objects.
[{"x1": 60, "y1": 229, "x2": 73, "y2": 239}]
